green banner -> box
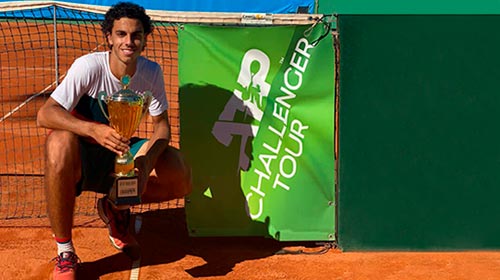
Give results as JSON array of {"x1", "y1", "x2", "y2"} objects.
[{"x1": 179, "y1": 23, "x2": 335, "y2": 241}]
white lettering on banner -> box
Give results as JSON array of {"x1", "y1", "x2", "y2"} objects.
[{"x1": 212, "y1": 37, "x2": 315, "y2": 220}]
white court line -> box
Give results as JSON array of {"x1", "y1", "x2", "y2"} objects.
[
  {"x1": 130, "y1": 257, "x2": 141, "y2": 280},
  {"x1": 129, "y1": 214, "x2": 143, "y2": 280},
  {"x1": 134, "y1": 215, "x2": 143, "y2": 234},
  {"x1": 0, "y1": 43, "x2": 107, "y2": 123},
  {"x1": 0, "y1": 74, "x2": 65, "y2": 123}
]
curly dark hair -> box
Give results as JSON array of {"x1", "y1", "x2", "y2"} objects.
[{"x1": 101, "y1": 2, "x2": 153, "y2": 36}]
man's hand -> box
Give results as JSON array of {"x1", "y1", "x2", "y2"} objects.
[{"x1": 91, "y1": 123, "x2": 130, "y2": 156}]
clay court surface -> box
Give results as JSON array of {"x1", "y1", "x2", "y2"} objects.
[{"x1": 0, "y1": 211, "x2": 500, "y2": 280}]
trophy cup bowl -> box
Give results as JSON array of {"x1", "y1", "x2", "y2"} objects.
[{"x1": 97, "y1": 76, "x2": 152, "y2": 207}]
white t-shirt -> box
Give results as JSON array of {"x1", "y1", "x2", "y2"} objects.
[{"x1": 51, "y1": 51, "x2": 168, "y2": 118}]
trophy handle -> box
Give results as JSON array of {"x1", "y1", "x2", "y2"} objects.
[
  {"x1": 97, "y1": 91, "x2": 110, "y2": 121},
  {"x1": 141, "y1": 91, "x2": 152, "y2": 117}
]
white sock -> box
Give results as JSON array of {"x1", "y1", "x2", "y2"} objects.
[{"x1": 56, "y1": 238, "x2": 75, "y2": 255}]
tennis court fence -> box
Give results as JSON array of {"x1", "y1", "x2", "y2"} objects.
[{"x1": 0, "y1": 1, "x2": 319, "y2": 221}]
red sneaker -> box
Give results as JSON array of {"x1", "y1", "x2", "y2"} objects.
[
  {"x1": 97, "y1": 197, "x2": 140, "y2": 259},
  {"x1": 52, "y1": 251, "x2": 79, "y2": 280}
]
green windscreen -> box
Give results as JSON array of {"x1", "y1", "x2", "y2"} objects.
[{"x1": 179, "y1": 23, "x2": 336, "y2": 241}]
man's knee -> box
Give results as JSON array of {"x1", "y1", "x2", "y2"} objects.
[
  {"x1": 45, "y1": 130, "x2": 81, "y2": 174},
  {"x1": 170, "y1": 166, "x2": 192, "y2": 198},
  {"x1": 178, "y1": 161, "x2": 192, "y2": 197},
  {"x1": 148, "y1": 147, "x2": 192, "y2": 199}
]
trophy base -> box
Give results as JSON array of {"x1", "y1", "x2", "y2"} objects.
[{"x1": 108, "y1": 175, "x2": 142, "y2": 207}]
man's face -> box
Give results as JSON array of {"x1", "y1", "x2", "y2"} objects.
[{"x1": 107, "y1": 17, "x2": 146, "y2": 65}]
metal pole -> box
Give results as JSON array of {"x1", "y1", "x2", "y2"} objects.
[{"x1": 53, "y1": 4, "x2": 59, "y2": 86}]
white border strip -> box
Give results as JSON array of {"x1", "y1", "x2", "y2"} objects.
[
  {"x1": 0, "y1": 1, "x2": 322, "y2": 25},
  {"x1": 130, "y1": 257, "x2": 141, "y2": 280}
]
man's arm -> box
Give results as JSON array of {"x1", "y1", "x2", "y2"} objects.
[{"x1": 37, "y1": 97, "x2": 130, "y2": 155}]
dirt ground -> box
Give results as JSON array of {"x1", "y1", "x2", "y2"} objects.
[{"x1": 0, "y1": 209, "x2": 499, "y2": 280}]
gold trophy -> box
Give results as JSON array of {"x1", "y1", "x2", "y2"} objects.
[{"x1": 97, "y1": 75, "x2": 152, "y2": 207}]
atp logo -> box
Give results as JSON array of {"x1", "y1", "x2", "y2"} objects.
[{"x1": 212, "y1": 49, "x2": 271, "y2": 171}]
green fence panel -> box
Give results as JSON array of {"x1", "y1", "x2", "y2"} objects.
[{"x1": 338, "y1": 15, "x2": 500, "y2": 250}]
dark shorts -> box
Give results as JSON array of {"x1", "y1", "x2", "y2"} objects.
[{"x1": 76, "y1": 137, "x2": 148, "y2": 196}]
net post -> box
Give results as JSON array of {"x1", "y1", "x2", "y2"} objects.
[{"x1": 53, "y1": 4, "x2": 59, "y2": 86}]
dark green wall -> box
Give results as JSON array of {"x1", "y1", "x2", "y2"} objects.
[
  {"x1": 319, "y1": 0, "x2": 500, "y2": 14},
  {"x1": 317, "y1": 0, "x2": 334, "y2": 14},
  {"x1": 338, "y1": 15, "x2": 500, "y2": 250}
]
